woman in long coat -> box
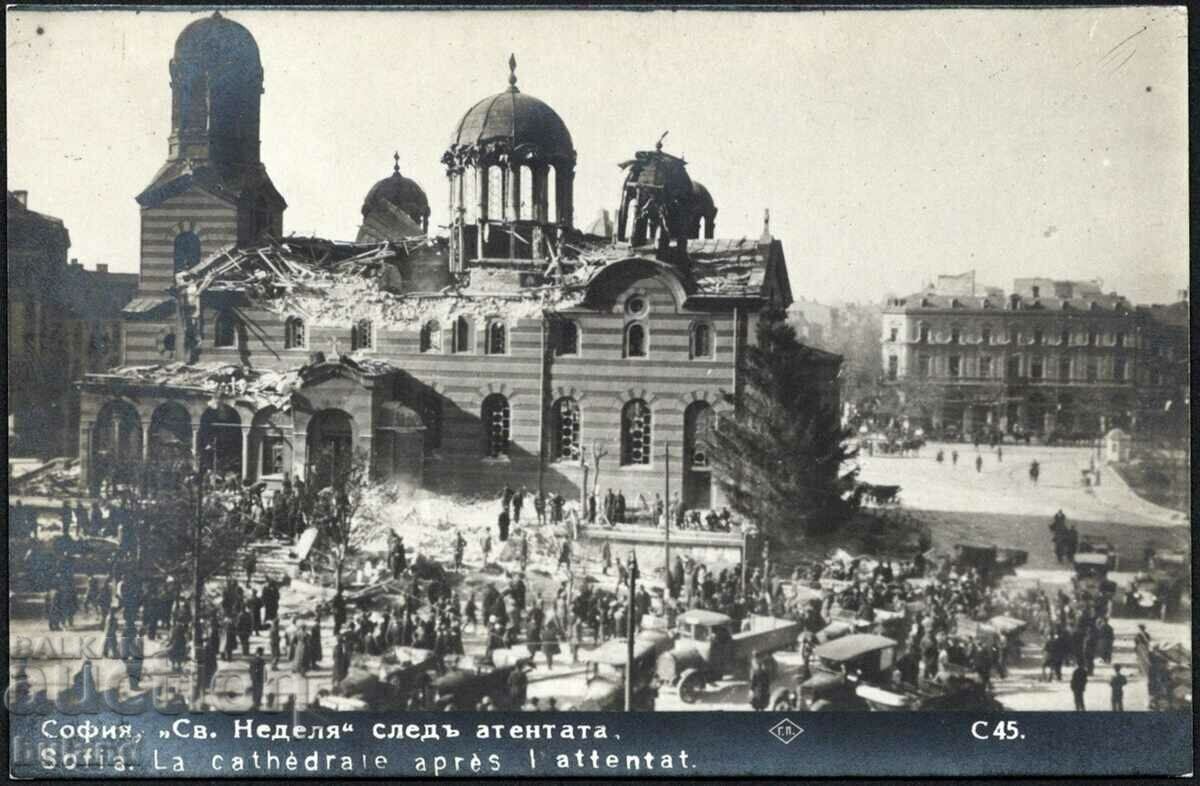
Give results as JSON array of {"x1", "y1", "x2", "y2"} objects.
[{"x1": 541, "y1": 616, "x2": 561, "y2": 670}]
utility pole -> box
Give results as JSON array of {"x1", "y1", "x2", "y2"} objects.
[
  {"x1": 624, "y1": 551, "x2": 637, "y2": 712},
  {"x1": 191, "y1": 453, "x2": 206, "y2": 705},
  {"x1": 663, "y1": 442, "x2": 671, "y2": 593},
  {"x1": 740, "y1": 527, "x2": 749, "y2": 600}
]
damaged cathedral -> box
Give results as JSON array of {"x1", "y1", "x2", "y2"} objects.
[{"x1": 77, "y1": 13, "x2": 839, "y2": 506}]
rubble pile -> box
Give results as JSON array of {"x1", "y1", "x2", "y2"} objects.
[
  {"x1": 11, "y1": 459, "x2": 80, "y2": 498},
  {"x1": 92, "y1": 362, "x2": 304, "y2": 411},
  {"x1": 352, "y1": 486, "x2": 569, "y2": 571}
]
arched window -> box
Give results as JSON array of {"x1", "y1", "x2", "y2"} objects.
[
  {"x1": 555, "y1": 319, "x2": 579, "y2": 356},
  {"x1": 351, "y1": 319, "x2": 374, "y2": 351},
  {"x1": 621, "y1": 399, "x2": 652, "y2": 465},
  {"x1": 284, "y1": 316, "x2": 306, "y2": 350},
  {"x1": 1033, "y1": 328, "x2": 1044, "y2": 345},
  {"x1": 481, "y1": 394, "x2": 510, "y2": 458},
  {"x1": 551, "y1": 397, "x2": 581, "y2": 462},
  {"x1": 690, "y1": 322, "x2": 714, "y2": 359},
  {"x1": 453, "y1": 316, "x2": 473, "y2": 354},
  {"x1": 625, "y1": 323, "x2": 647, "y2": 358},
  {"x1": 917, "y1": 322, "x2": 930, "y2": 343},
  {"x1": 485, "y1": 320, "x2": 507, "y2": 355},
  {"x1": 519, "y1": 165, "x2": 534, "y2": 220},
  {"x1": 1060, "y1": 329, "x2": 1070, "y2": 346},
  {"x1": 981, "y1": 326, "x2": 992, "y2": 345},
  {"x1": 421, "y1": 393, "x2": 443, "y2": 456},
  {"x1": 420, "y1": 320, "x2": 441, "y2": 353},
  {"x1": 1059, "y1": 357, "x2": 1072, "y2": 380},
  {"x1": 685, "y1": 401, "x2": 714, "y2": 468},
  {"x1": 173, "y1": 231, "x2": 201, "y2": 274},
  {"x1": 949, "y1": 326, "x2": 961, "y2": 345},
  {"x1": 214, "y1": 310, "x2": 238, "y2": 348}
]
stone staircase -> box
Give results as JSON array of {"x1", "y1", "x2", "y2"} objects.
[{"x1": 208, "y1": 539, "x2": 304, "y2": 591}]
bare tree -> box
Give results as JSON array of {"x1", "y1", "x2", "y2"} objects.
[{"x1": 300, "y1": 447, "x2": 395, "y2": 593}]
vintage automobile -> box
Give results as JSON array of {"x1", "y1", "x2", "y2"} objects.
[
  {"x1": 771, "y1": 633, "x2": 1002, "y2": 712},
  {"x1": 428, "y1": 654, "x2": 533, "y2": 711},
  {"x1": 572, "y1": 630, "x2": 673, "y2": 711},
  {"x1": 12, "y1": 535, "x2": 118, "y2": 594},
  {"x1": 1076, "y1": 535, "x2": 1118, "y2": 568},
  {"x1": 656, "y1": 610, "x2": 802, "y2": 703},
  {"x1": 952, "y1": 543, "x2": 1028, "y2": 584},
  {"x1": 1138, "y1": 639, "x2": 1191, "y2": 711},
  {"x1": 320, "y1": 647, "x2": 439, "y2": 711},
  {"x1": 1072, "y1": 553, "x2": 1118, "y2": 600}
]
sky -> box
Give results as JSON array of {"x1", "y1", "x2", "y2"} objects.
[{"x1": 6, "y1": 7, "x2": 1189, "y2": 306}]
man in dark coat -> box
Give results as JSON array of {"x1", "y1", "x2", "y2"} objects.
[
  {"x1": 248, "y1": 588, "x2": 263, "y2": 633},
  {"x1": 498, "y1": 508, "x2": 510, "y2": 542},
  {"x1": 615, "y1": 492, "x2": 627, "y2": 524},
  {"x1": 332, "y1": 636, "x2": 350, "y2": 685},
  {"x1": 237, "y1": 608, "x2": 253, "y2": 657},
  {"x1": 223, "y1": 615, "x2": 238, "y2": 661},
  {"x1": 249, "y1": 648, "x2": 266, "y2": 709},
  {"x1": 1070, "y1": 664, "x2": 1088, "y2": 711},
  {"x1": 262, "y1": 579, "x2": 279, "y2": 623},
  {"x1": 507, "y1": 663, "x2": 529, "y2": 709},
  {"x1": 513, "y1": 487, "x2": 526, "y2": 525},
  {"x1": 749, "y1": 653, "x2": 771, "y2": 711}
]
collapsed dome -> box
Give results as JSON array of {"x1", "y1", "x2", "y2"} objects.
[{"x1": 362, "y1": 156, "x2": 431, "y2": 223}]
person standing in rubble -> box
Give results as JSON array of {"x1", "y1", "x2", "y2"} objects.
[
  {"x1": 601, "y1": 539, "x2": 612, "y2": 575},
  {"x1": 481, "y1": 533, "x2": 492, "y2": 566},
  {"x1": 533, "y1": 491, "x2": 546, "y2": 526},
  {"x1": 500, "y1": 484, "x2": 515, "y2": 517},
  {"x1": 519, "y1": 532, "x2": 529, "y2": 574},
  {"x1": 513, "y1": 486, "x2": 527, "y2": 525},
  {"x1": 557, "y1": 537, "x2": 572, "y2": 572},
  {"x1": 453, "y1": 531, "x2": 466, "y2": 572},
  {"x1": 498, "y1": 505, "x2": 511, "y2": 543}
]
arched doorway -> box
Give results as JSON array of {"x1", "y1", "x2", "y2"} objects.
[
  {"x1": 307, "y1": 409, "x2": 354, "y2": 488},
  {"x1": 198, "y1": 405, "x2": 243, "y2": 477},
  {"x1": 92, "y1": 400, "x2": 142, "y2": 495},
  {"x1": 250, "y1": 407, "x2": 292, "y2": 482},
  {"x1": 683, "y1": 401, "x2": 714, "y2": 510},
  {"x1": 148, "y1": 402, "x2": 193, "y2": 463}
]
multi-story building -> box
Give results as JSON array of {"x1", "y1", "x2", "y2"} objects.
[
  {"x1": 8, "y1": 191, "x2": 137, "y2": 458},
  {"x1": 880, "y1": 271, "x2": 1186, "y2": 439},
  {"x1": 75, "y1": 13, "x2": 840, "y2": 505}
]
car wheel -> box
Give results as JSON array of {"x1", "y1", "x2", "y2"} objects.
[{"x1": 678, "y1": 669, "x2": 705, "y2": 704}]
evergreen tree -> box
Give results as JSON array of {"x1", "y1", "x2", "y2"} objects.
[{"x1": 709, "y1": 309, "x2": 859, "y2": 538}]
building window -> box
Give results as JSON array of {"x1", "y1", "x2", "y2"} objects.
[
  {"x1": 1116, "y1": 332, "x2": 1126, "y2": 348},
  {"x1": 625, "y1": 296, "x2": 648, "y2": 317},
  {"x1": 481, "y1": 394, "x2": 510, "y2": 458},
  {"x1": 351, "y1": 319, "x2": 373, "y2": 351},
  {"x1": 173, "y1": 231, "x2": 202, "y2": 274},
  {"x1": 621, "y1": 399, "x2": 652, "y2": 466},
  {"x1": 887, "y1": 355, "x2": 898, "y2": 380},
  {"x1": 685, "y1": 402, "x2": 714, "y2": 468},
  {"x1": 214, "y1": 310, "x2": 238, "y2": 348},
  {"x1": 1060, "y1": 329, "x2": 1070, "y2": 346},
  {"x1": 162, "y1": 332, "x2": 177, "y2": 353},
  {"x1": 981, "y1": 326, "x2": 992, "y2": 345},
  {"x1": 1033, "y1": 328, "x2": 1044, "y2": 345},
  {"x1": 1086, "y1": 360, "x2": 1098, "y2": 382},
  {"x1": 690, "y1": 322, "x2": 714, "y2": 359},
  {"x1": 1114, "y1": 357, "x2": 1127, "y2": 381},
  {"x1": 979, "y1": 355, "x2": 992, "y2": 378},
  {"x1": 1030, "y1": 356, "x2": 1043, "y2": 380},
  {"x1": 551, "y1": 397, "x2": 581, "y2": 462},
  {"x1": 453, "y1": 316, "x2": 473, "y2": 354},
  {"x1": 284, "y1": 316, "x2": 306, "y2": 350},
  {"x1": 1087, "y1": 330, "x2": 1097, "y2": 346},
  {"x1": 918, "y1": 355, "x2": 930, "y2": 378},
  {"x1": 918, "y1": 323, "x2": 930, "y2": 343},
  {"x1": 888, "y1": 327, "x2": 898, "y2": 342},
  {"x1": 948, "y1": 356, "x2": 961, "y2": 377},
  {"x1": 1007, "y1": 328, "x2": 1019, "y2": 345},
  {"x1": 1006, "y1": 355, "x2": 1021, "y2": 379},
  {"x1": 1031, "y1": 285, "x2": 1041, "y2": 298},
  {"x1": 625, "y1": 323, "x2": 647, "y2": 358},
  {"x1": 950, "y1": 327, "x2": 961, "y2": 345},
  {"x1": 485, "y1": 320, "x2": 507, "y2": 355},
  {"x1": 261, "y1": 435, "x2": 286, "y2": 476},
  {"x1": 555, "y1": 319, "x2": 579, "y2": 356},
  {"x1": 420, "y1": 320, "x2": 441, "y2": 353},
  {"x1": 422, "y1": 393, "x2": 442, "y2": 456},
  {"x1": 1059, "y1": 357, "x2": 1071, "y2": 380}
]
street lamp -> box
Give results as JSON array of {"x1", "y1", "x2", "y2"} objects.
[{"x1": 624, "y1": 550, "x2": 638, "y2": 712}]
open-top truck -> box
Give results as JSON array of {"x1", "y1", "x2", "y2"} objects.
[
  {"x1": 572, "y1": 630, "x2": 674, "y2": 711},
  {"x1": 656, "y1": 610, "x2": 802, "y2": 703}
]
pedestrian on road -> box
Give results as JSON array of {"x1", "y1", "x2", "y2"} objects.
[
  {"x1": 1070, "y1": 664, "x2": 1088, "y2": 710},
  {"x1": 223, "y1": 615, "x2": 238, "y2": 661},
  {"x1": 498, "y1": 507, "x2": 510, "y2": 542},
  {"x1": 237, "y1": 608, "x2": 253, "y2": 656},
  {"x1": 513, "y1": 487, "x2": 526, "y2": 525},
  {"x1": 507, "y1": 662, "x2": 529, "y2": 709},
  {"x1": 1029, "y1": 460, "x2": 1040, "y2": 483},
  {"x1": 749, "y1": 652, "x2": 771, "y2": 711},
  {"x1": 269, "y1": 620, "x2": 281, "y2": 667},
  {"x1": 951, "y1": 450, "x2": 959, "y2": 466},
  {"x1": 1109, "y1": 665, "x2": 1126, "y2": 711},
  {"x1": 244, "y1": 552, "x2": 257, "y2": 584},
  {"x1": 936, "y1": 450, "x2": 944, "y2": 464},
  {"x1": 1098, "y1": 618, "x2": 1115, "y2": 663},
  {"x1": 996, "y1": 446, "x2": 1003, "y2": 462},
  {"x1": 975, "y1": 455, "x2": 983, "y2": 473}
]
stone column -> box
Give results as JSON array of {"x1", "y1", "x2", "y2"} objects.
[
  {"x1": 241, "y1": 425, "x2": 252, "y2": 481},
  {"x1": 141, "y1": 423, "x2": 152, "y2": 463},
  {"x1": 191, "y1": 424, "x2": 200, "y2": 470},
  {"x1": 79, "y1": 420, "x2": 94, "y2": 495}
]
